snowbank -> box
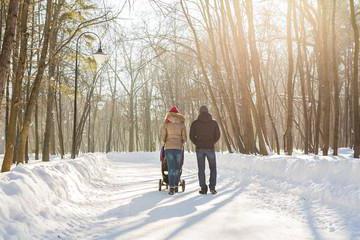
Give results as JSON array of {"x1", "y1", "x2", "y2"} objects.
[
  {"x1": 208, "y1": 151, "x2": 360, "y2": 212},
  {"x1": 108, "y1": 150, "x2": 360, "y2": 211},
  {"x1": 0, "y1": 151, "x2": 359, "y2": 239},
  {"x1": 0, "y1": 153, "x2": 108, "y2": 239}
]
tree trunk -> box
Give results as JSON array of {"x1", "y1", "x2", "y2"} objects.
[
  {"x1": 87, "y1": 103, "x2": 91, "y2": 153},
  {"x1": 128, "y1": 92, "x2": 135, "y2": 152},
  {"x1": 294, "y1": 0, "x2": 309, "y2": 154},
  {"x1": 34, "y1": 100, "x2": 39, "y2": 160},
  {"x1": 319, "y1": 0, "x2": 331, "y2": 156},
  {"x1": 4, "y1": 74, "x2": 10, "y2": 145},
  {"x1": 1, "y1": 0, "x2": 30, "y2": 172},
  {"x1": 245, "y1": 0, "x2": 269, "y2": 148},
  {"x1": 106, "y1": 97, "x2": 116, "y2": 153},
  {"x1": 42, "y1": 1, "x2": 60, "y2": 161},
  {"x1": 75, "y1": 73, "x2": 100, "y2": 154},
  {"x1": 55, "y1": 67, "x2": 65, "y2": 158},
  {"x1": 15, "y1": 0, "x2": 53, "y2": 165},
  {"x1": 181, "y1": 0, "x2": 233, "y2": 153},
  {"x1": 331, "y1": 0, "x2": 340, "y2": 155},
  {"x1": 285, "y1": 0, "x2": 294, "y2": 155},
  {"x1": 349, "y1": 0, "x2": 360, "y2": 158},
  {"x1": 229, "y1": 0, "x2": 258, "y2": 153},
  {"x1": 143, "y1": 81, "x2": 152, "y2": 151},
  {"x1": 202, "y1": 0, "x2": 245, "y2": 153},
  {"x1": 106, "y1": 71, "x2": 117, "y2": 153},
  {"x1": 0, "y1": 0, "x2": 20, "y2": 112}
]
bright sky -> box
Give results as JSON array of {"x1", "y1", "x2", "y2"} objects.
[
  {"x1": 98, "y1": 0, "x2": 288, "y2": 35},
  {"x1": 102, "y1": 0, "x2": 162, "y2": 24},
  {"x1": 92, "y1": 0, "x2": 288, "y2": 98}
]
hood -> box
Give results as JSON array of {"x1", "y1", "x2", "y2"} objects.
[
  {"x1": 165, "y1": 112, "x2": 185, "y2": 123},
  {"x1": 198, "y1": 112, "x2": 212, "y2": 122}
]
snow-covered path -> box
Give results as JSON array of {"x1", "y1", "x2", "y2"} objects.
[{"x1": 1, "y1": 152, "x2": 359, "y2": 240}]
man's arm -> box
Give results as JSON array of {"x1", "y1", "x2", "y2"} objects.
[
  {"x1": 214, "y1": 121, "x2": 221, "y2": 143},
  {"x1": 189, "y1": 121, "x2": 197, "y2": 144}
]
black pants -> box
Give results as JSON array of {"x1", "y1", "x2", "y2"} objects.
[{"x1": 196, "y1": 149, "x2": 217, "y2": 190}]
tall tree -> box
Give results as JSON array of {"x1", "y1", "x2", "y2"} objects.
[
  {"x1": 180, "y1": 0, "x2": 233, "y2": 153},
  {"x1": 349, "y1": 0, "x2": 360, "y2": 158},
  {"x1": 0, "y1": 0, "x2": 20, "y2": 112},
  {"x1": 319, "y1": 0, "x2": 331, "y2": 156},
  {"x1": 1, "y1": 0, "x2": 30, "y2": 172},
  {"x1": 285, "y1": 0, "x2": 294, "y2": 155},
  {"x1": 294, "y1": 0, "x2": 309, "y2": 154},
  {"x1": 15, "y1": 0, "x2": 53, "y2": 166},
  {"x1": 245, "y1": 0, "x2": 269, "y2": 151},
  {"x1": 331, "y1": 0, "x2": 340, "y2": 155},
  {"x1": 42, "y1": 0, "x2": 64, "y2": 162}
]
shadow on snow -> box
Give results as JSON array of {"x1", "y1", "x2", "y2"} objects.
[{"x1": 96, "y1": 181, "x2": 246, "y2": 240}]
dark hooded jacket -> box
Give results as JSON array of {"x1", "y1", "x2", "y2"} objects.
[{"x1": 190, "y1": 112, "x2": 220, "y2": 150}]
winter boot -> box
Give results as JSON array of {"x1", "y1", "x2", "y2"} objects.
[
  {"x1": 210, "y1": 189, "x2": 217, "y2": 195},
  {"x1": 174, "y1": 187, "x2": 179, "y2": 193},
  {"x1": 199, "y1": 186, "x2": 208, "y2": 195},
  {"x1": 168, "y1": 188, "x2": 175, "y2": 195}
]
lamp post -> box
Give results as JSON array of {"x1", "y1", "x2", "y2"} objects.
[{"x1": 71, "y1": 32, "x2": 107, "y2": 159}]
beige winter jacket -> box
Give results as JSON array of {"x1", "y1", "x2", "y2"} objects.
[{"x1": 161, "y1": 112, "x2": 187, "y2": 150}]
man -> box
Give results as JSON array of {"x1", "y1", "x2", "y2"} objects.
[{"x1": 190, "y1": 106, "x2": 220, "y2": 194}]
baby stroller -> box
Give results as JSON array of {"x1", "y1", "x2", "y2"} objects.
[{"x1": 158, "y1": 147, "x2": 186, "y2": 192}]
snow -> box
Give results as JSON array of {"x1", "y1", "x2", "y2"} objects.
[{"x1": 0, "y1": 151, "x2": 359, "y2": 239}]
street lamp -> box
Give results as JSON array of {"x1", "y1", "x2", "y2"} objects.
[
  {"x1": 71, "y1": 31, "x2": 107, "y2": 159},
  {"x1": 93, "y1": 47, "x2": 107, "y2": 67}
]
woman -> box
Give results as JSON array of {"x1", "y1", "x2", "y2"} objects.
[{"x1": 161, "y1": 106, "x2": 187, "y2": 195}]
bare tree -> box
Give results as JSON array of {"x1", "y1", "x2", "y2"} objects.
[
  {"x1": 349, "y1": 0, "x2": 360, "y2": 158},
  {"x1": 0, "y1": 0, "x2": 20, "y2": 112}
]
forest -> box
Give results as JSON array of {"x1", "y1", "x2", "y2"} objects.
[{"x1": 0, "y1": 0, "x2": 360, "y2": 172}]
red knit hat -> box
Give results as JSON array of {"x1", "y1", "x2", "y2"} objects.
[{"x1": 169, "y1": 106, "x2": 179, "y2": 113}]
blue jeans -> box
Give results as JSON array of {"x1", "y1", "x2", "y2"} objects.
[
  {"x1": 196, "y1": 150, "x2": 217, "y2": 190},
  {"x1": 165, "y1": 149, "x2": 182, "y2": 188}
]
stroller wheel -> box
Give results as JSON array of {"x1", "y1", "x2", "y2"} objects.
[
  {"x1": 181, "y1": 180, "x2": 185, "y2": 192},
  {"x1": 159, "y1": 179, "x2": 162, "y2": 191}
]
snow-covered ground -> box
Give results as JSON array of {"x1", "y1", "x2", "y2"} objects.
[{"x1": 0, "y1": 150, "x2": 359, "y2": 240}]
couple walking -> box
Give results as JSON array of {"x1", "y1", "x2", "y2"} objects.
[{"x1": 160, "y1": 105, "x2": 221, "y2": 195}]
